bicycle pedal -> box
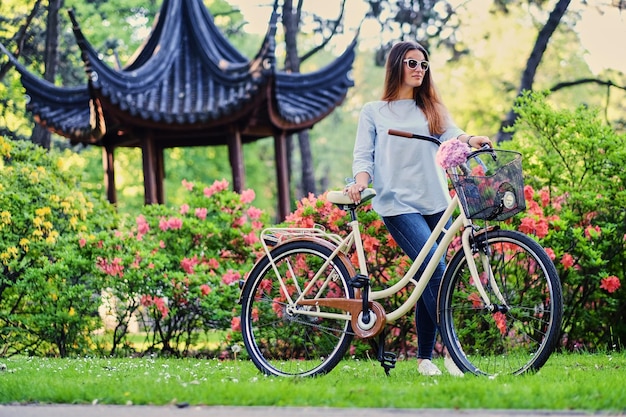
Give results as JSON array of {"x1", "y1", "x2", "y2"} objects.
[
  {"x1": 349, "y1": 274, "x2": 369, "y2": 288},
  {"x1": 379, "y1": 351, "x2": 397, "y2": 376},
  {"x1": 382, "y1": 351, "x2": 397, "y2": 365}
]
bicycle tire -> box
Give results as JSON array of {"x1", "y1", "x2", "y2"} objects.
[
  {"x1": 240, "y1": 239, "x2": 355, "y2": 377},
  {"x1": 439, "y1": 229, "x2": 563, "y2": 376}
]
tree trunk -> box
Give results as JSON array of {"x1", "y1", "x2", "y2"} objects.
[
  {"x1": 282, "y1": 0, "x2": 316, "y2": 199},
  {"x1": 31, "y1": 0, "x2": 63, "y2": 149},
  {"x1": 495, "y1": 0, "x2": 571, "y2": 143},
  {"x1": 298, "y1": 129, "x2": 316, "y2": 197}
]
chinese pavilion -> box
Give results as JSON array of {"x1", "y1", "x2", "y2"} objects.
[{"x1": 1, "y1": 0, "x2": 357, "y2": 220}]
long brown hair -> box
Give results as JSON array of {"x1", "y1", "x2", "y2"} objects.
[{"x1": 381, "y1": 41, "x2": 448, "y2": 135}]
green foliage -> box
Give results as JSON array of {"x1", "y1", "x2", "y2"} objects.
[
  {"x1": 86, "y1": 178, "x2": 270, "y2": 357},
  {"x1": 502, "y1": 90, "x2": 626, "y2": 350},
  {"x1": 0, "y1": 137, "x2": 118, "y2": 357}
]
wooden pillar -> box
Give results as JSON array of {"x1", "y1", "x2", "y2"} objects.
[
  {"x1": 102, "y1": 145, "x2": 117, "y2": 205},
  {"x1": 155, "y1": 144, "x2": 165, "y2": 204},
  {"x1": 274, "y1": 130, "x2": 291, "y2": 221},
  {"x1": 141, "y1": 132, "x2": 158, "y2": 204},
  {"x1": 228, "y1": 129, "x2": 245, "y2": 193}
]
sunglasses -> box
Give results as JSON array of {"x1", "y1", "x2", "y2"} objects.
[{"x1": 403, "y1": 59, "x2": 429, "y2": 71}]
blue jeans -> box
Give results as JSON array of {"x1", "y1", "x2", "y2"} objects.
[{"x1": 382, "y1": 211, "x2": 450, "y2": 360}]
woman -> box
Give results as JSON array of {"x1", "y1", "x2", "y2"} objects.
[{"x1": 345, "y1": 41, "x2": 492, "y2": 376}]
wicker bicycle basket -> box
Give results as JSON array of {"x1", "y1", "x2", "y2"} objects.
[{"x1": 447, "y1": 149, "x2": 526, "y2": 221}]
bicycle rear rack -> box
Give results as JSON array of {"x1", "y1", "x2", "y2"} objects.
[{"x1": 260, "y1": 225, "x2": 345, "y2": 256}]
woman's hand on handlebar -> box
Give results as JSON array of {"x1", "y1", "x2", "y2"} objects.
[{"x1": 467, "y1": 135, "x2": 492, "y2": 149}]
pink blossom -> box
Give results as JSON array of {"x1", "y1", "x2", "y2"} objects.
[
  {"x1": 159, "y1": 217, "x2": 169, "y2": 231},
  {"x1": 140, "y1": 295, "x2": 154, "y2": 307},
  {"x1": 600, "y1": 276, "x2": 620, "y2": 293},
  {"x1": 168, "y1": 217, "x2": 183, "y2": 230},
  {"x1": 204, "y1": 179, "x2": 229, "y2": 198},
  {"x1": 232, "y1": 216, "x2": 246, "y2": 228},
  {"x1": 584, "y1": 225, "x2": 601, "y2": 239},
  {"x1": 181, "y1": 256, "x2": 199, "y2": 274},
  {"x1": 153, "y1": 297, "x2": 169, "y2": 318},
  {"x1": 435, "y1": 139, "x2": 470, "y2": 169},
  {"x1": 539, "y1": 188, "x2": 550, "y2": 208},
  {"x1": 180, "y1": 204, "x2": 189, "y2": 215},
  {"x1": 240, "y1": 189, "x2": 255, "y2": 204},
  {"x1": 96, "y1": 257, "x2": 124, "y2": 277},
  {"x1": 518, "y1": 217, "x2": 536, "y2": 235},
  {"x1": 222, "y1": 269, "x2": 241, "y2": 285},
  {"x1": 200, "y1": 284, "x2": 211, "y2": 296},
  {"x1": 79, "y1": 238, "x2": 86, "y2": 248},
  {"x1": 243, "y1": 231, "x2": 259, "y2": 245},
  {"x1": 231, "y1": 316, "x2": 241, "y2": 331},
  {"x1": 552, "y1": 193, "x2": 568, "y2": 211},
  {"x1": 247, "y1": 206, "x2": 263, "y2": 220},
  {"x1": 206, "y1": 258, "x2": 220, "y2": 270},
  {"x1": 544, "y1": 247, "x2": 556, "y2": 261},
  {"x1": 493, "y1": 312, "x2": 507, "y2": 336},
  {"x1": 561, "y1": 253, "x2": 575, "y2": 270},
  {"x1": 535, "y1": 218, "x2": 549, "y2": 239},
  {"x1": 195, "y1": 207, "x2": 207, "y2": 220},
  {"x1": 182, "y1": 179, "x2": 194, "y2": 191},
  {"x1": 524, "y1": 185, "x2": 535, "y2": 203},
  {"x1": 136, "y1": 215, "x2": 150, "y2": 234}
]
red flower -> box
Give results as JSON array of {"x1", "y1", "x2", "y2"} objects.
[
  {"x1": 230, "y1": 316, "x2": 241, "y2": 331},
  {"x1": 600, "y1": 276, "x2": 620, "y2": 293},
  {"x1": 560, "y1": 253, "x2": 575, "y2": 270},
  {"x1": 200, "y1": 284, "x2": 211, "y2": 296}
]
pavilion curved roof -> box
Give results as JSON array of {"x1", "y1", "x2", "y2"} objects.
[{"x1": 3, "y1": 0, "x2": 357, "y2": 147}]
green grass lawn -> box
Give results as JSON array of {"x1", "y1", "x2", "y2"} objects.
[{"x1": 0, "y1": 352, "x2": 624, "y2": 412}]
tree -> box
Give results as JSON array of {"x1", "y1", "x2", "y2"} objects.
[
  {"x1": 30, "y1": 0, "x2": 64, "y2": 149},
  {"x1": 362, "y1": 0, "x2": 624, "y2": 142},
  {"x1": 281, "y1": 0, "x2": 349, "y2": 200}
]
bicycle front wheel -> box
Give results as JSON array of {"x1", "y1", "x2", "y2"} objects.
[
  {"x1": 240, "y1": 239, "x2": 355, "y2": 377},
  {"x1": 439, "y1": 229, "x2": 563, "y2": 376}
]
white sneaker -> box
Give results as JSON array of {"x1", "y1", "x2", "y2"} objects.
[
  {"x1": 444, "y1": 355, "x2": 465, "y2": 377},
  {"x1": 418, "y1": 359, "x2": 442, "y2": 376}
]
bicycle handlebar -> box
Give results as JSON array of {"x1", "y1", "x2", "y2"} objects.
[
  {"x1": 388, "y1": 129, "x2": 495, "y2": 160},
  {"x1": 388, "y1": 129, "x2": 442, "y2": 146}
]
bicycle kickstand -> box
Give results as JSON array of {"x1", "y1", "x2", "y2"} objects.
[{"x1": 371, "y1": 331, "x2": 397, "y2": 376}]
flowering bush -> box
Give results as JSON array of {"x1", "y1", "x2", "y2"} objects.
[
  {"x1": 0, "y1": 137, "x2": 117, "y2": 356},
  {"x1": 86, "y1": 178, "x2": 269, "y2": 357},
  {"x1": 502, "y1": 91, "x2": 626, "y2": 350}
]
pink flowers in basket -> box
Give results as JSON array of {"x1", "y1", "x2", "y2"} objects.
[{"x1": 436, "y1": 138, "x2": 471, "y2": 170}]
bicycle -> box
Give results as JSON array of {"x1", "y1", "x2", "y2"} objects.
[{"x1": 238, "y1": 129, "x2": 563, "y2": 378}]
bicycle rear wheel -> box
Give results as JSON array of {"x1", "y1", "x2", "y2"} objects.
[
  {"x1": 439, "y1": 229, "x2": 562, "y2": 376},
  {"x1": 240, "y1": 239, "x2": 355, "y2": 377}
]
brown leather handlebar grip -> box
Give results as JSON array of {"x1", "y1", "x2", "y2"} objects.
[{"x1": 388, "y1": 129, "x2": 414, "y2": 138}]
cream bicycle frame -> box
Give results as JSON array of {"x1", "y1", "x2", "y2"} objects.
[{"x1": 258, "y1": 193, "x2": 506, "y2": 325}]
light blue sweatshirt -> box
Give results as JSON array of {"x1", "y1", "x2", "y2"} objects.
[{"x1": 352, "y1": 99, "x2": 464, "y2": 216}]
